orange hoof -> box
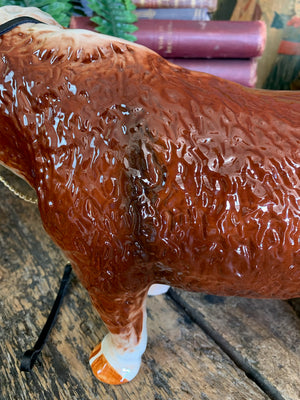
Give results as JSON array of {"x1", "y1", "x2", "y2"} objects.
[{"x1": 89, "y1": 343, "x2": 129, "y2": 385}]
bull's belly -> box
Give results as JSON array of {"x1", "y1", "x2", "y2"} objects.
[
  {"x1": 146, "y1": 223, "x2": 300, "y2": 299},
  {"x1": 153, "y1": 254, "x2": 300, "y2": 299}
]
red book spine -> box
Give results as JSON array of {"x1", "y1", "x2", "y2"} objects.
[
  {"x1": 168, "y1": 58, "x2": 258, "y2": 87},
  {"x1": 132, "y1": 0, "x2": 218, "y2": 10},
  {"x1": 135, "y1": 20, "x2": 266, "y2": 58},
  {"x1": 70, "y1": 16, "x2": 94, "y2": 30}
]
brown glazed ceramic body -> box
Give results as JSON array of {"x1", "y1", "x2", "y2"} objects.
[{"x1": 0, "y1": 6, "x2": 300, "y2": 384}]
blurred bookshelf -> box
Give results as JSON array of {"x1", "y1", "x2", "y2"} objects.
[
  {"x1": 71, "y1": 0, "x2": 299, "y2": 89},
  {"x1": 215, "y1": 0, "x2": 299, "y2": 89}
]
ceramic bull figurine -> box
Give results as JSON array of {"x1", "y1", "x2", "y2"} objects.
[{"x1": 0, "y1": 5, "x2": 300, "y2": 385}]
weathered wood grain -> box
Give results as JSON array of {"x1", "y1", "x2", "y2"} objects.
[
  {"x1": 289, "y1": 298, "x2": 300, "y2": 319},
  {"x1": 171, "y1": 290, "x2": 300, "y2": 400},
  {"x1": 0, "y1": 174, "x2": 270, "y2": 400}
]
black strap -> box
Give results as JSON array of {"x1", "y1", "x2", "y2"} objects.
[
  {"x1": 20, "y1": 263, "x2": 72, "y2": 372},
  {"x1": 0, "y1": 16, "x2": 45, "y2": 36}
]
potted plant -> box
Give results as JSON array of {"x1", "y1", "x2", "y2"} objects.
[{"x1": 0, "y1": 0, "x2": 138, "y2": 41}]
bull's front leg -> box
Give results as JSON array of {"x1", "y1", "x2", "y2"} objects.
[{"x1": 87, "y1": 284, "x2": 149, "y2": 384}]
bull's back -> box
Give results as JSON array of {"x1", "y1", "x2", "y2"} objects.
[{"x1": 128, "y1": 67, "x2": 300, "y2": 299}]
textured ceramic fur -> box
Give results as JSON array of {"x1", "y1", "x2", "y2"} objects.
[{"x1": 0, "y1": 6, "x2": 300, "y2": 384}]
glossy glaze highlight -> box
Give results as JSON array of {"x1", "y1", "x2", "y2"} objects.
[{"x1": 0, "y1": 6, "x2": 299, "y2": 385}]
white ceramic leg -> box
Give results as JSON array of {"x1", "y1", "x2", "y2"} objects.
[
  {"x1": 148, "y1": 284, "x2": 170, "y2": 296},
  {"x1": 89, "y1": 305, "x2": 147, "y2": 384}
]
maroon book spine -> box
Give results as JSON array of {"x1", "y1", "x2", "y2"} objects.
[
  {"x1": 168, "y1": 58, "x2": 258, "y2": 87},
  {"x1": 132, "y1": 0, "x2": 218, "y2": 10},
  {"x1": 135, "y1": 20, "x2": 266, "y2": 58},
  {"x1": 69, "y1": 18, "x2": 266, "y2": 59}
]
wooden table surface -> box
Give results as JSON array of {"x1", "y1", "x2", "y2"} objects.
[{"x1": 0, "y1": 171, "x2": 300, "y2": 400}]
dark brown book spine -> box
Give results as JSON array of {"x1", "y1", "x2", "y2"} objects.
[
  {"x1": 168, "y1": 58, "x2": 258, "y2": 87},
  {"x1": 132, "y1": 0, "x2": 217, "y2": 10},
  {"x1": 135, "y1": 20, "x2": 266, "y2": 58}
]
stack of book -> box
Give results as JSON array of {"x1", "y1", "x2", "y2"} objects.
[
  {"x1": 133, "y1": 1, "x2": 212, "y2": 22},
  {"x1": 132, "y1": 0, "x2": 266, "y2": 87},
  {"x1": 70, "y1": 0, "x2": 266, "y2": 87}
]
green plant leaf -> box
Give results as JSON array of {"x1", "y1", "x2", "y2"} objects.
[
  {"x1": 87, "y1": 0, "x2": 137, "y2": 41},
  {"x1": 0, "y1": 0, "x2": 139, "y2": 41}
]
